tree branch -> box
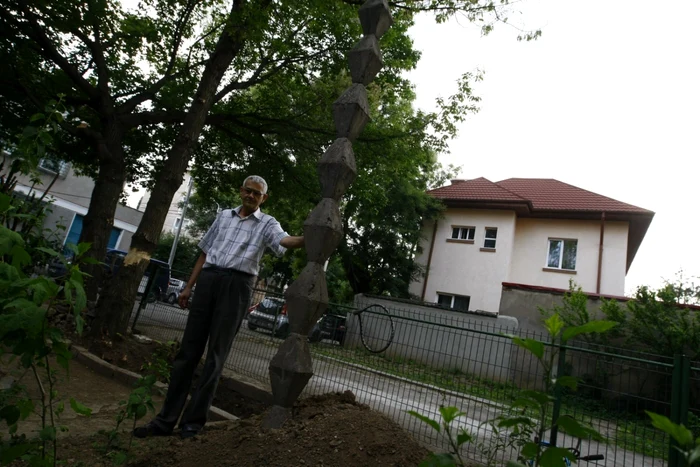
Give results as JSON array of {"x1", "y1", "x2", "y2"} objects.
[
  {"x1": 7, "y1": 5, "x2": 99, "y2": 101},
  {"x1": 117, "y1": 0, "x2": 200, "y2": 114}
]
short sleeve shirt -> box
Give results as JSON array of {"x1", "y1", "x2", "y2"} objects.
[{"x1": 198, "y1": 206, "x2": 288, "y2": 275}]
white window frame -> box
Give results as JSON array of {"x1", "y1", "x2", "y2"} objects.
[
  {"x1": 450, "y1": 226, "x2": 476, "y2": 242},
  {"x1": 483, "y1": 227, "x2": 498, "y2": 249},
  {"x1": 436, "y1": 293, "x2": 470, "y2": 312},
  {"x1": 546, "y1": 238, "x2": 578, "y2": 271}
]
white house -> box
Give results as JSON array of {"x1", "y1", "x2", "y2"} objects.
[
  {"x1": 7, "y1": 153, "x2": 142, "y2": 252},
  {"x1": 409, "y1": 177, "x2": 654, "y2": 314},
  {"x1": 136, "y1": 171, "x2": 193, "y2": 236}
]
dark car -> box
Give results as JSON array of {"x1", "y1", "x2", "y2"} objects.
[
  {"x1": 309, "y1": 312, "x2": 347, "y2": 345},
  {"x1": 246, "y1": 297, "x2": 289, "y2": 338},
  {"x1": 247, "y1": 296, "x2": 347, "y2": 344}
]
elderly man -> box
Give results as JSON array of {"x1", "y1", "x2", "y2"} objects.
[{"x1": 135, "y1": 175, "x2": 304, "y2": 439}]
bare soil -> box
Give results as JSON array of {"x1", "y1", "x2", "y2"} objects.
[{"x1": 50, "y1": 333, "x2": 430, "y2": 466}]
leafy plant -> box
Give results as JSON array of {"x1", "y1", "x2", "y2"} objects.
[
  {"x1": 102, "y1": 375, "x2": 158, "y2": 466},
  {"x1": 0, "y1": 107, "x2": 94, "y2": 467},
  {"x1": 646, "y1": 411, "x2": 700, "y2": 466},
  {"x1": 140, "y1": 340, "x2": 179, "y2": 385},
  {"x1": 407, "y1": 314, "x2": 616, "y2": 467},
  {"x1": 408, "y1": 406, "x2": 473, "y2": 466}
]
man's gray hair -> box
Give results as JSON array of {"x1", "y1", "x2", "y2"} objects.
[{"x1": 243, "y1": 175, "x2": 268, "y2": 194}]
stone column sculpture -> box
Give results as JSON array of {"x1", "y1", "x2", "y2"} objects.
[{"x1": 263, "y1": 0, "x2": 393, "y2": 428}]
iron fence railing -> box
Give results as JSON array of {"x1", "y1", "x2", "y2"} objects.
[{"x1": 128, "y1": 278, "x2": 696, "y2": 467}]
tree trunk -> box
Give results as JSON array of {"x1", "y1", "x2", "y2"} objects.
[
  {"x1": 79, "y1": 121, "x2": 126, "y2": 303},
  {"x1": 93, "y1": 1, "x2": 253, "y2": 338}
]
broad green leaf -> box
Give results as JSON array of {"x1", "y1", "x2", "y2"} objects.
[
  {"x1": 80, "y1": 256, "x2": 101, "y2": 265},
  {"x1": 30, "y1": 112, "x2": 46, "y2": 122},
  {"x1": 17, "y1": 399, "x2": 35, "y2": 420},
  {"x1": 520, "y1": 390, "x2": 552, "y2": 406},
  {"x1": 438, "y1": 406, "x2": 464, "y2": 424},
  {"x1": 497, "y1": 416, "x2": 534, "y2": 429},
  {"x1": 77, "y1": 242, "x2": 92, "y2": 256},
  {"x1": 521, "y1": 441, "x2": 539, "y2": 459},
  {"x1": 10, "y1": 244, "x2": 31, "y2": 269},
  {"x1": 75, "y1": 314, "x2": 86, "y2": 335},
  {"x1": 113, "y1": 452, "x2": 128, "y2": 465},
  {"x1": 55, "y1": 402, "x2": 65, "y2": 416},
  {"x1": 687, "y1": 445, "x2": 700, "y2": 466},
  {"x1": 512, "y1": 337, "x2": 544, "y2": 359},
  {"x1": 456, "y1": 428, "x2": 473, "y2": 446},
  {"x1": 544, "y1": 313, "x2": 565, "y2": 338},
  {"x1": 407, "y1": 410, "x2": 441, "y2": 433},
  {"x1": 0, "y1": 443, "x2": 34, "y2": 464},
  {"x1": 419, "y1": 453, "x2": 455, "y2": 467},
  {"x1": 557, "y1": 415, "x2": 604, "y2": 442},
  {"x1": 562, "y1": 321, "x2": 618, "y2": 343},
  {"x1": 541, "y1": 446, "x2": 576, "y2": 467},
  {"x1": 70, "y1": 398, "x2": 93, "y2": 417},
  {"x1": 135, "y1": 404, "x2": 148, "y2": 420},
  {"x1": 0, "y1": 193, "x2": 11, "y2": 212},
  {"x1": 646, "y1": 411, "x2": 694, "y2": 447},
  {"x1": 40, "y1": 425, "x2": 57, "y2": 441},
  {"x1": 0, "y1": 405, "x2": 21, "y2": 425},
  {"x1": 35, "y1": 247, "x2": 61, "y2": 257},
  {"x1": 555, "y1": 375, "x2": 579, "y2": 390}
]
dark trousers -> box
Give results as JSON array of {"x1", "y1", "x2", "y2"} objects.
[{"x1": 154, "y1": 267, "x2": 254, "y2": 430}]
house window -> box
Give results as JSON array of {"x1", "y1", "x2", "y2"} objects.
[
  {"x1": 547, "y1": 238, "x2": 578, "y2": 270},
  {"x1": 436, "y1": 293, "x2": 470, "y2": 312},
  {"x1": 38, "y1": 158, "x2": 70, "y2": 178},
  {"x1": 450, "y1": 226, "x2": 475, "y2": 241},
  {"x1": 483, "y1": 228, "x2": 497, "y2": 249}
]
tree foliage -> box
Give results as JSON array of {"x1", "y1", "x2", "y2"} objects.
[{"x1": 0, "y1": 0, "x2": 539, "y2": 336}]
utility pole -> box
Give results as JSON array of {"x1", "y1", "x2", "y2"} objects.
[{"x1": 168, "y1": 175, "x2": 194, "y2": 268}]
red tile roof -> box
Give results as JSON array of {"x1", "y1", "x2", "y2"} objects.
[
  {"x1": 428, "y1": 178, "x2": 652, "y2": 214},
  {"x1": 496, "y1": 178, "x2": 652, "y2": 214},
  {"x1": 427, "y1": 177, "x2": 527, "y2": 203}
]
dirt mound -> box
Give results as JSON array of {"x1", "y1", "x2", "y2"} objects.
[{"x1": 59, "y1": 391, "x2": 430, "y2": 466}]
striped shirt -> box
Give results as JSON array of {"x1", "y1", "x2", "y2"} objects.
[{"x1": 198, "y1": 206, "x2": 288, "y2": 276}]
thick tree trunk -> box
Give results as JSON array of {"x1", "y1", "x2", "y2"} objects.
[
  {"x1": 79, "y1": 121, "x2": 126, "y2": 304},
  {"x1": 94, "y1": 1, "x2": 253, "y2": 338}
]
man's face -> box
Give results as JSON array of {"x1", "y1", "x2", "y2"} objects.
[{"x1": 240, "y1": 181, "x2": 268, "y2": 213}]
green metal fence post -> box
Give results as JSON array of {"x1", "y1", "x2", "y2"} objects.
[
  {"x1": 669, "y1": 353, "x2": 690, "y2": 467},
  {"x1": 132, "y1": 263, "x2": 159, "y2": 332},
  {"x1": 549, "y1": 344, "x2": 567, "y2": 447}
]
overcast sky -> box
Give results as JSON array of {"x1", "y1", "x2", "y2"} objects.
[{"x1": 405, "y1": 0, "x2": 700, "y2": 295}]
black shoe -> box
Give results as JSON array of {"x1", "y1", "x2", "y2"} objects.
[
  {"x1": 133, "y1": 421, "x2": 172, "y2": 439},
  {"x1": 180, "y1": 423, "x2": 202, "y2": 439}
]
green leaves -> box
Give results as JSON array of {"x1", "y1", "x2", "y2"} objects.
[
  {"x1": 512, "y1": 337, "x2": 544, "y2": 360},
  {"x1": 554, "y1": 376, "x2": 578, "y2": 391},
  {"x1": 0, "y1": 405, "x2": 21, "y2": 426},
  {"x1": 647, "y1": 411, "x2": 694, "y2": 447},
  {"x1": 408, "y1": 410, "x2": 441, "y2": 433},
  {"x1": 561, "y1": 321, "x2": 618, "y2": 343},
  {"x1": 544, "y1": 314, "x2": 565, "y2": 339},
  {"x1": 540, "y1": 446, "x2": 575, "y2": 466},
  {"x1": 419, "y1": 453, "x2": 457, "y2": 467},
  {"x1": 556, "y1": 415, "x2": 605, "y2": 442},
  {"x1": 70, "y1": 398, "x2": 93, "y2": 417},
  {"x1": 439, "y1": 406, "x2": 465, "y2": 425}
]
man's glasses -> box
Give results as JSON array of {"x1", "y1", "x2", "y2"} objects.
[{"x1": 241, "y1": 186, "x2": 264, "y2": 198}]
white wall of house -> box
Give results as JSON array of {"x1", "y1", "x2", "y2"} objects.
[
  {"x1": 508, "y1": 218, "x2": 628, "y2": 296},
  {"x1": 137, "y1": 172, "x2": 193, "y2": 236},
  {"x1": 413, "y1": 209, "x2": 517, "y2": 313}
]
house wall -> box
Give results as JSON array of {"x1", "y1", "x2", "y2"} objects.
[
  {"x1": 137, "y1": 172, "x2": 193, "y2": 236},
  {"x1": 411, "y1": 209, "x2": 517, "y2": 313},
  {"x1": 508, "y1": 218, "x2": 629, "y2": 296},
  {"x1": 8, "y1": 157, "x2": 141, "y2": 251}
]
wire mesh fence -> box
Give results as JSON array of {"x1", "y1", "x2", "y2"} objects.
[{"x1": 128, "y1": 275, "x2": 695, "y2": 467}]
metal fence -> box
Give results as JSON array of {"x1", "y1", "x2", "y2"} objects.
[{"x1": 128, "y1": 276, "x2": 699, "y2": 467}]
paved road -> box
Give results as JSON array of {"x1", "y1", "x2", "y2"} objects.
[{"x1": 130, "y1": 301, "x2": 666, "y2": 467}]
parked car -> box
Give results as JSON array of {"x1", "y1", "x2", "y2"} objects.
[
  {"x1": 246, "y1": 296, "x2": 347, "y2": 344},
  {"x1": 309, "y1": 312, "x2": 347, "y2": 345},
  {"x1": 164, "y1": 278, "x2": 186, "y2": 304},
  {"x1": 246, "y1": 297, "x2": 289, "y2": 338}
]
